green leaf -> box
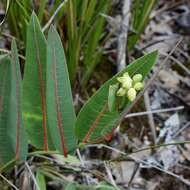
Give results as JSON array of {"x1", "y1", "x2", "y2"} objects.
[
  {"x1": 38, "y1": 0, "x2": 47, "y2": 22},
  {"x1": 23, "y1": 12, "x2": 50, "y2": 150},
  {"x1": 8, "y1": 0, "x2": 30, "y2": 43},
  {"x1": 128, "y1": 0, "x2": 156, "y2": 49},
  {"x1": 81, "y1": 1, "x2": 111, "y2": 86},
  {"x1": 65, "y1": 182, "x2": 77, "y2": 190},
  {"x1": 66, "y1": 0, "x2": 78, "y2": 82},
  {"x1": 0, "y1": 55, "x2": 15, "y2": 165},
  {"x1": 76, "y1": 51, "x2": 158, "y2": 143},
  {"x1": 36, "y1": 170, "x2": 46, "y2": 190},
  {"x1": 108, "y1": 84, "x2": 119, "y2": 112},
  {"x1": 96, "y1": 185, "x2": 117, "y2": 190},
  {"x1": 95, "y1": 182, "x2": 120, "y2": 190},
  {"x1": 46, "y1": 26, "x2": 77, "y2": 156},
  {"x1": 0, "y1": 42, "x2": 27, "y2": 165},
  {"x1": 53, "y1": 154, "x2": 80, "y2": 165},
  {"x1": 0, "y1": 159, "x2": 16, "y2": 173},
  {"x1": 10, "y1": 39, "x2": 28, "y2": 161}
]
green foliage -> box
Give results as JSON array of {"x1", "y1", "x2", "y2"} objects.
[
  {"x1": 64, "y1": 182, "x2": 122, "y2": 190},
  {"x1": 0, "y1": 40, "x2": 27, "y2": 166},
  {"x1": 65, "y1": 182, "x2": 77, "y2": 190},
  {"x1": 0, "y1": 14, "x2": 158, "y2": 188},
  {"x1": 7, "y1": 0, "x2": 30, "y2": 42},
  {"x1": 80, "y1": 1, "x2": 111, "y2": 86},
  {"x1": 46, "y1": 26, "x2": 77, "y2": 155},
  {"x1": 23, "y1": 13, "x2": 77, "y2": 154},
  {"x1": 23, "y1": 13, "x2": 50, "y2": 150},
  {"x1": 95, "y1": 182, "x2": 120, "y2": 190},
  {"x1": 4, "y1": 0, "x2": 111, "y2": 86},
  {"x1": 38, "y1": 0, "x2": 47, "y2": 22},
  {"x1": 64, "y1": 0, "x2": 111, "y2": 84},
  {"x1": 108, "y1": 84, "x2": 119, "y2": 112},
  {"x1": 128, "y1": 0, "x2": 156, "y2": 49},
  {"x1": 3, "y1": 0, "x2": 157, "y2": 91},
  {"x1": 0, "y1": 56, "x2": 16, "y2": 165},
  {"x1": 76, "y1": 51, "x2": 158, "y2": 143},
  {"x1": 6, "y1": 0, "x2": 63, "y2": 42},
  {"x1": 10, "y1": 39, "x2": 28, "y2": 161},
  {"x1": 36, "y1": 170, "x2": 47, "y2": 190}
]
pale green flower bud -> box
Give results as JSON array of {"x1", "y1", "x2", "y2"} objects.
[
  {"x1": 117, "y1": 72, "x2": 131, "y2": 83},
  {"x1": 133, "y1": 82, "x2": 144, "y2": 91},
  {"x1": 117, "y1": 76, "x2": 125, "y2": 83},
  {"x1": 123, "y1": 73, "x2": 132, "y2": 82},
  {"x1": 117, "y1": 87, "x2": 126, "y2": 96},
  {"x1": 127, "y1": 88, "x2": 136, "y2": 101},
  {"x1": 117, "y1": 72, "x2": 132, "y2": 90},
  {"x1": 123, "y1": 72, "x2": 130, "y2": 77},
  {"x1": 132, "y1": 74, "x2": 143, "y2": 83},
  {"x1": 122, "y1": 79, "x2": 132, "y2": 90}
]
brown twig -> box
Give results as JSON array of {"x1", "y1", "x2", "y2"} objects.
[{"x1": 117, "y1": 0, "x2": 131, "y2": 71}]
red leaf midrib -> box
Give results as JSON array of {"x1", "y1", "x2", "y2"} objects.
[
  {"x1": 12, "y1": 49, "x2": 21, "y2": 160},
  {"x1": 33, "y1": 18, "x2": 48, "y2": 151},
  {"x1": 52, "y1": 46, "x2": 68, "y2": 156},
  {"x1": 82, "y1": 103, "x2": 108, "y2": 143}
]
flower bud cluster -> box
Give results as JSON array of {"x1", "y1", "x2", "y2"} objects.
[{"x1": 116, "y1": 72, "x2": 144, "y2": 101}]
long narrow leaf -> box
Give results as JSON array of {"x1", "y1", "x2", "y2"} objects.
[
  {"x1": 0, "y1": 56, "x2": 15, "y2": 165},
  {"x1": 128, "y1": 0, "x2": 156, "y2": 49},
  {"x1": 36, "y1": 170, "x2": 46, "y2": 190},
  {"x1": 0, "y1": 49, "x2": 27, "y2": 165},
  {"x1": 38, "y1": 0, "x2": 47, "y2": 22},
  {"x1": 66, "y1": 0, "x2": 78, "y2": 82},
  {"x1": 23, "y1": 12, "x2": 50, "y2": 150},
  {"x1": 46, "y1": 26, "x2": 77, "y2": 156},
  {"x1": 10, "y1": 39, "x2": 28, "y2": 161}
]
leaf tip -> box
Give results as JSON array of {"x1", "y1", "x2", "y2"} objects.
[
  {"x1": 30, "y1": 11, "x2": 40, "y2": 24},
  {"x1": 151, "y1": 49, "x2": 159, "y2": 58},
  {"x1": 11, "y1": 38, "x2": 17, "y2": 51},
  {"x1": 48, "y1": 24, "x2": 58, "y2": 38}
]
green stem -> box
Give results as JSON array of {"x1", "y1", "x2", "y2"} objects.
[
  {"x1": 28, "y1": 150, "x2": 59, "y2": 157},
  {"x1": 110, "y1": 140, "x2": 190, "y2": 162},
  {"x1": 132, "y1": 140, "x2": 190, "y2": 155}
]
